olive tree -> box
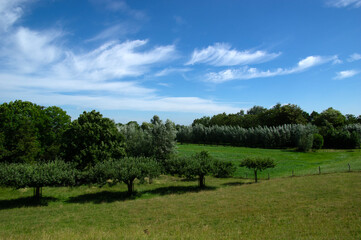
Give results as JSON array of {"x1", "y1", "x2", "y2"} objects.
[
  {"x1": 240, "y1": 157, "x2": 276, "y2": 183},
  {"x1": 0, "y1": 161, "x2": 77, "y2": 200},
  {"x1": 89, "y1": 157, "x2": 161, "y2": 195},
  {"x1": 166, "y1": 151, "x2": 235, "y2": 188}
]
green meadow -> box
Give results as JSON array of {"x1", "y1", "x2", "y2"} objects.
[
  {"x1": 177, "y1": 144, "x2": 361, "y2": 178},
  {"x1": 1, "y1": 144, "x2": 361, "y2": 239}
]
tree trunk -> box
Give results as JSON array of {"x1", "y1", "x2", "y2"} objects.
[
  {"x1": 199, "y1": 175, "x2": 205, "y2": 188},
  {"x1": 254, "y1": 170, "x2": 258, "y2": 183},
  {"x1": 34, "y1": 186, "x2": 42, "y2": 200},
  {"x1": 126, "y1": 180, "x2": 134, "y2": 195}
]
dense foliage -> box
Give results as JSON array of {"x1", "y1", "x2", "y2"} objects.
[
  {"x1": 193, "y1": 104, "x2": 361, "y2": 128},
  {"x1": 119, "y1": 115, "x2": 177, "y2": 163},
  {"x1": 186, "y1": 105, "x2": 361, "y2": 149},
  {"x1": 177, "y1": 124, "x2": 318, "y2": 149},
  {"x1": 0, "y1": 100, "x2": 71, "y2": 163},
  {"x1": 240, "y1": 157, "x2": 276, "y2": 182},
  {"x1": 62, "y1": 110, "x2": 126, "y2": 170}
]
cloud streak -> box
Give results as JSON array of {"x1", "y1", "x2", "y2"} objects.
[
  {"x1": 334, "y1": 70, "x2": 359, "y2": 79},
  {"x1": 348, "y1": 53, "x2": 361, "y2": 62},
  {"x1": 186, "y1": 43, "x2": 280, "y2": 66},
  {"x1": 206, "y1": 55, "x2": 339, "y2": 83},
  {"x1": 155, "y1": 67, "x2": 192, "y2": 77},
  {"x1": 0, "y1": 0, "x2": 28, "y2": 32},
  {"x1": 327, "y1": 0, "x2": 361, "y2": 8}
]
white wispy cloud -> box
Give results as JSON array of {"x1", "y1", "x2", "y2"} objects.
[
  {"x1": 0, "y1": 84, "x2": 239, "y2": 114},
  {"x1": 155, "y1": 67, "x2": 192, "y2": 77},
  {"x1": 55, "y1": 40, "x2": 177, "y2": 81},
  {"x1": 0, "y1": 0, "x2": 240, "y2": 115},
  {"x1": 0, "y1": 0, "x2": 28, "y2": 32},
  {"x1": 327, "y1": 0, "x2": 361, "y2": 7},
  {"x1": 334, "y1": 70, "x2": 359, "y2": 79},
  {"x1": 90, "y1": 0, "x2": 147, "y2": 20},
  {"x1": 1, "y1": 27, "x2": 63, "y2": 73},
  {"x1": 348, "y1": 53, "x2": 361, "y2": 62},
  {"x1": 86, "y1": 23, "x2": 140, "y2": 42},
  {"x1": 206, "y1": 55, "x2": 338, "y2": 83},
  {"x1": 186, "y1": 43, "x2": 281, "y2": 66}
]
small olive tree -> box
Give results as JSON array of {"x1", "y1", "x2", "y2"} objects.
[
  {"x1": 166, "y1": 151, "x2": 235, "y2": 188},
  {"x1": 0, "y1": 161, "x2": 77, "y2": 200},
  {"x1": 240, "y1": 157, "x2": 276, "y2": 183},
  {"x1": 89, "y1": 157, "x2": 161, "y2": 195},
  {"x1": 113, "y1": 157, "x2": 161, "y2": 195}
]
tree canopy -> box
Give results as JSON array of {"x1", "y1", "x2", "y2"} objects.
[
  {"x1": 0, "y1": 100, "x2": 71, "y2": 163},
  {"x1": 62, "y1": 110, "x2": 126, "y2": 170}
]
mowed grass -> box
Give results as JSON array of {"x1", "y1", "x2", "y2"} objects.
[
  {"x1": 0, "y1": 172, "x2": 360, "y2": 239},
  {"x1": 177, "y1": 144, "x2": 361, "y2": 178},
  {"x1": 1, "y1": 145, "x2": 361, "y2": 239}
]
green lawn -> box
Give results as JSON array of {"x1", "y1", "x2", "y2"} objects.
[
  {"x1": 1, "y1": 145, "x2": 361, "y2": 239},
  {"x1": 177, "y1": 144, "x2": 361, "y2": 178},
  {"x1": 0, "y1": 173, "x2": 360, "y2": 239}
]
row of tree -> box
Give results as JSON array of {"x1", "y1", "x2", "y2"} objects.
[
  {"x1": 188, "y1": 105, "x2": 361, "y2": 150},
  {"x1": 0, "y1": 101, "x2": 178, "y2": 167},
  {"x1": 0, "y1": 152, "x2": 237, "y2": 198},
  {"x1": 177, "y1": 124, "x2": 320, "y2": 151},
  {"x1": 192, "y1": 104, "x2": 361, "y2": 128}
]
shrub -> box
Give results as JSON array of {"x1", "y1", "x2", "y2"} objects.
[
  {"x1": 212, "y1": 160, "x2": 236, "y2": 178},
  {"x1": 297, "y1": 133, "x2": 313, "y2": 152},
  {"x1": 312, "y1": 133, "x2": 324, "y2": 149}
]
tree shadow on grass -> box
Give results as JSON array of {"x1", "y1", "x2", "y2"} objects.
[
  {"x1": 222, "y1": 181, "x2": 254, "y2": 186},
  {"x1": 0, "y1": 196, "x2": 57, "y2": 210},
  {"x1": 67, "y1": 185, "x2": 217, "y2": 204},
  {"x1": 143, "y1": 185, "x2": 216, "y2": 196},
  {"x1": 67, "y1": 191, "x2": 134, "y2": 204}
]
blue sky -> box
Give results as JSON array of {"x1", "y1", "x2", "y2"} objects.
[{"x1": 0, "y1": 0, "x2": 360, "y2": 124}]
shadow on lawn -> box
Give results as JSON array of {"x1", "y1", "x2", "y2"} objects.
[
  {"x1": 222, "y1": 181, "x2": 254, "y2": 186},
  {"x1": 67, "y1": 185, "x2": 217, "y2": 204},
  {"x1": 0, "y1": 196, "x2": 57, "y2": 210}
]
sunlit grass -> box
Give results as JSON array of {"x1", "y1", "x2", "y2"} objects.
[
  {"x1": 0, "y1": 173, "x2": 360, "y2": 239},
  {"x1": 177, "y1": 144, "x2": 361, "y2": 178},
  {"x1": 1, "y1": 145, "x2": 361, "y2": 239}
]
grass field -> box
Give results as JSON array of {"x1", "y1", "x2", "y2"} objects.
[
  {"x1": 0, "y1": 172, "x2": 360, "y2": 239},
  {"x1": 1, "y1": 144, "x2": 361, "y2": 239},
  {"x1": 177, "y1": 144, "x2": 361, "y2": 178}
]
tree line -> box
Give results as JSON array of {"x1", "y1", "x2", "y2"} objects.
[
  {"x1": 0, "y1": 100, "x2": 234, "y2": 199},
  {"x1": 0, "y1": 100, "x2": 360, "y2": 199},
  {"x1": 186, "y1": 104, "x2": 361, "y2": 149}
]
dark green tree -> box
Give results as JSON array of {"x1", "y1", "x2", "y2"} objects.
[
  {"x1": 0, "y1": 101, "x2": 42, "y2": 163},
  {"x1": 312, "y1": 133, "x2": 324, "y2": 149},
  {"x1": 38, "y1": 106, "x2": 71, "y2": 161},
  {"x1": 0, "y1": 101, "x2": 71, "y2": 163},
  {"x1": 240, "y1": 157, "x2": 276, "y2": 183},
  {"x1": 314, "y1": 107, "x2": 346, "y2": 128},
  {"x1": 62, "y1": 110, "x2": 126, "y2": 170}
]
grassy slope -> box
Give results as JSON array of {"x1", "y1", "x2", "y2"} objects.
[
  {"x1": 177, "y1": 144, "x2": 361, "y2": 178},
  {"x1": 0, "y1": 173, "x2": 360, "y2": 239}
]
